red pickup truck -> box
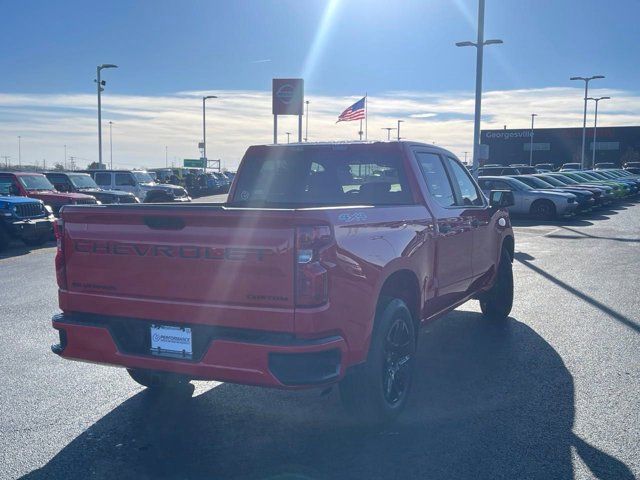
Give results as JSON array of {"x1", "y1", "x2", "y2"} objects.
[{"x1": 51, "y1": 141, "x2": 515, "y2": 422}]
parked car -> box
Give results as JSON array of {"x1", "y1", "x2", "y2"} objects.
[
  {"x1": 509, "y1": 175, "x2": 595, "y2": 212},
  {"x1": 623, "y1": 161, "x2": 640, "y2": 174},
  {"x1": 478, "y1": 166, "x2": 522, "y2": 176},
  {"x1": 44, "y1": 172, "x2": 139, "y2": 204},
  {"x1": 560, "y1": 162, "x2": 582, "y2": 171},
  {"x1": 51, "y1": 141, "x2": 516, "y2": 424},
  {"x1": 0, "y1": 183, "x2": 54, "y2": 251},
  {"x1": 478, "y1": 176, "x2": 577, "y2": 219},
  {"x1": 84, "y1": 169, "x2": 191, "y2": 203},
  {"x1": 534, "y1": 163, "x2": 555, "y2": 172},
  {"x1": 558, "y1": 171, "x2": 631, "y2": 198},
  {"x1": 536, "y1": 174, "x2": 616, "y2": 203},
  {"x1": 581, "y1": 170, "x2": 639, "y2": 195},
  {"x1": 211, "y1": 172, "x2": 231, "y2": 192},
  {"x1": 509, "y1": 164, "x2": 537, "y2": 174},
  {"x1": 594, "y1": 162, "x2": 616, "y2": 170},
  {"x1": 533, "y1": 174, "x2": 610, "y2": 206},
  {"x1": 0, "y1": 171, "x2": 97, "y2": 215}
]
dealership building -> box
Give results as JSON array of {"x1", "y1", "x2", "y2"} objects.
[{"x1": 480, "y1": 126, "x2": 640, "y2": 168}]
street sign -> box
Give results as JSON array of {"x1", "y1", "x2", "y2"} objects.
[
  {"x1": 184, "y1": 159, "x2": 206, "y2": 168},
  {"x1": 272, "y1": 79, "x2": 304, "y2": 115}
]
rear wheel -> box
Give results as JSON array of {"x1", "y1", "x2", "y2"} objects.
[
  {"x1": 127, "y1": 368, "x2": 193, "y2": 393},
  {"x1": 339, "y1": 298, "x2": 416, "y2": 425},
  {"x1": 530, "y1": 199, "x2": 556, "y2": 220},
  {"x1": 479, "y1": 248, "x2": 514, "y2": 320}
]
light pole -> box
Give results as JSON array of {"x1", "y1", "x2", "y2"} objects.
[
  {"x1": 456, "y1": 0, "x2": 503, "y2": 178},
  {"x1": 304, "y1": 100, "x2": 310, "y2": 142},
  {"x1": 570, "y1": 75, "x2": 604, "y2": 169},
  {"x1": 587, "y1": 96, "x2": 611, "y2": 168},
  {"x1": 64, "y1": 144, "x2": 67, "y2": 169},
  {"x1": 397, "y1": 120, "x2": 404, "y2": 141},
  {"x1": 108, "y1": 121, "x2": 113, "y2": 169},
  {"x1": 202, "y1": 95, "x2": 218, "y2": 161},
  {"x1": 529, "y1": 113, "x2": 538, "y2": 166},
  {"x1": 165, "y1": 146, "x2": 168, "y2": 168},
  {"x1": 96, "y1": 64, "x2": 118, "y2": 169},
  {"x1": 286, "y1": 132, "x2": 291, "y2": 144},
  {"x1": 17, "y1": 136, "x2": 21, "y2": 166},
  {"x1": 381, "y1": 127, "x2": 396, "y2": 141}
]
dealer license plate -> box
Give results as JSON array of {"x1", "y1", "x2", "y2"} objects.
[{"x1": 150, "y1": 324, "x2": 193, "y2": 359}]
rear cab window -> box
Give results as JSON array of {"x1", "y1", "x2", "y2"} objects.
[{"x1": 230, "y1": 145, "x2": 414, "y2": 207}]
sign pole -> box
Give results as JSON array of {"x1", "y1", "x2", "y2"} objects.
[
  {"x1": 298, "y1": 114, "x2": 302, "y2": 143},
  {"x1": 274, "y1": 115, "x2": 278, "y2": 144}
]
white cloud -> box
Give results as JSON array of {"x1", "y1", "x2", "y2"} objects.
[{"x1": 0, "y1": 87, "x2": 638, "y2": 170}]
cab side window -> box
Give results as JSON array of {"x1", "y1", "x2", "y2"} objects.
[
  {"x1": 415, "y1": 152, "x2": 456, "y2": 207},
  {"x1": 94, "y1": 172, "x2": 112, "y2": 187},
  {"x1": 445, "y1": 157, "x2": 484, "y2": 206},
  {"x1": 115, "y1": 173, "x2": 136, "y2": 186}
]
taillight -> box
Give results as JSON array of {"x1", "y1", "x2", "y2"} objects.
[
  {"x1": 295, "y1": 225, "x2": 333, "y2": 307},
  {"x1": 54, "y1": 218, "x2": 67, "y2": 290}
]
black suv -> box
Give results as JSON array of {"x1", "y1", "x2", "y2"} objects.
[{"x1": 45, "y1": 172, "x2": 139, "y2": 204}]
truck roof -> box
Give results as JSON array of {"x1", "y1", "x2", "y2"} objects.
[{"x1": 247, "y1": 140, "x2": 456, "y2": 156}]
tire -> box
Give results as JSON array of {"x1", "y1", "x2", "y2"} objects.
[
  {"x1": 127, "y1": 368, "x2": 192, "y2": 392},
  {"x1": 339, "y1": 298, "x2": 416, "y2": 425},
  {"x1": 479, "y1": 248, "x2": 514, "y2": 320},
  {"x1": 0, "y1": 227, "x2": 9, "y2": 252},
  {"x1": 23, "y1": 234, "x2": 49, "y2": 247},
  {"x1": 530, "y1": 199, "x2": 556, "y2": 220}
]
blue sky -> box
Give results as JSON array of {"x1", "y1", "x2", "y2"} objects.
[
  {"x1": 2, "y1": 0, "x2": 638, "y2": 95},
  {"x1": 0, "y1": 0, "x2": 639, "y2": 168}
]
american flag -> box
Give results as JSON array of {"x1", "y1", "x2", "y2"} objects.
[{"x1": 337, "y1": 97, "x2": 366, "y2": 122}]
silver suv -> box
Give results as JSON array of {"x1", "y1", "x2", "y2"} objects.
[{"x1": 86, "y1": 170, "x2": 191, "y2": 203}]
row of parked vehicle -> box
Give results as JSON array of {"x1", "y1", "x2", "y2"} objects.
[
  {"x1": 477, "y1": 168, "x2": 640, "y2": 220},
  {"x1": 0, "y1": 169, "x2": 200, "y2": 252},
  {"x1": 477, "y1": 161, "x2": 640, "y2": 176},
  {"x1": 148, "y1": 168, "x2": 235, "y2": 198}
]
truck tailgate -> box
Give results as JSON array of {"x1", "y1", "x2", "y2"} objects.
[{"x1": 61, "y1": 206, "x2": 296, "y2": 330}]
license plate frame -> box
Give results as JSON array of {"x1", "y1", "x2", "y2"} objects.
[{"x1": 150, "y1": 324, "x2": 193, "y2": 359}]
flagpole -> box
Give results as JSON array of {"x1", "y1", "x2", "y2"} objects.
[
  {"x1": 365, "y1": 93, "x2": 368, "y2": 141},
  {"x1": 359, "y1": 119, "x2": 363, "y2": 141}
]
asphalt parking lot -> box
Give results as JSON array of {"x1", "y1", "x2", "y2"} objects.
[{"x1": 0, "y1": 202, "x2": 638, "y2": 480}]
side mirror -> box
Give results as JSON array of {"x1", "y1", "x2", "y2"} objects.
[{"x1": 489, "y1": 190, "x2": 515, "y2": 209}]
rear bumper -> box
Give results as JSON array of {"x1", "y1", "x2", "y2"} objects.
[{"x1": 51, "y1": 313, "x2": 347, "y2": 388}]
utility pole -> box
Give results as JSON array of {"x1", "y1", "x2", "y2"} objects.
[
  {"x1": 529, "y1": 113, "x2": 538, "y2": 166},
  {"x1": 456, "y1": 0, "x2": 503, "y2": 178},
  {"x1": 304, "y1": 100, "x2": 310, "y2": 142},
  {"x1": 397, "y1": 120, "x2": 404, "y2": 141},
  {"x1": 570, "y1": 75, "x2": 605, "y2": 169},
  {"x1": 96, "y1": 64, "x2": 118, "y2": 169},
  {"x1": 1, "y1": 156, "x2": 9, "y2": 168}
]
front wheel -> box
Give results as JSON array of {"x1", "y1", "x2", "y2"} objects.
[
  {"x1": 479, "y1": 248, "x2": 514, "y2": 320},
  {"x1": 530, "y1": 199, "x2": 556, "y2": 220},
  {"x1": 339, "y1": 298, "x2": 416, "y2": 425}
]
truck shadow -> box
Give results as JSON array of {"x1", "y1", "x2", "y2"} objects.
[
  {"x1": 0, "y1": 241, "x2": 55, "y2": 260},
  {"x1": 22, "y1": 313, "x2": 634, "y2": 480}
]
